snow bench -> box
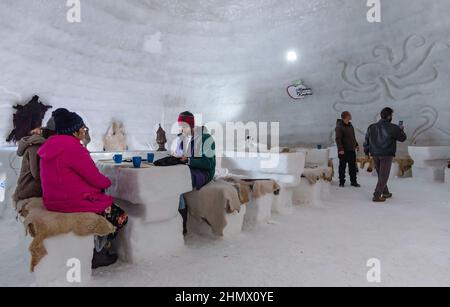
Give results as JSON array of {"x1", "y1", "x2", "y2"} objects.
[
  {"x1": 184, "y1": 180, "x2": 247, "y2": 238},
  {"x1": 292, "y1": 149, "x2": 332, "y2": 206},
  {"x1": 17, "y1": 198, "x2": 114, "y2": 286},
  {"x1": 218, "y1": 152, "x2": 306, "y2": 217},
  {"x1": 445, "y1": 167, "x2": 450, "y2": 186},
  {"x1": 408, "y1": 146, "x2": 450, "y2": 182},
  {"x1": 34, "y1": 233, "x2": 96, "y2": 286}
]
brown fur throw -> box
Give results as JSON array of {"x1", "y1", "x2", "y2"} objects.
[
  {"x1": 328, "y1": 159, "x2": 335, "y2": 180},
  {"x1": 357, "y1": 156, "x2": 374, "y2": 172},
  {"x1": 357, "y1": 156, "x2": 414, "y2": 177},
  {"x1": 303, "y1": 167, "x2": 334, "y2": 184},
  {"x1": 184, "y1": 180, "x2": 244, "y2": 236},
  {"x1": 394, "y1": 156, "x2": 414, "y2": 177},
  {"x1": 222, "y1": 177, "x2": 280, "y2": 204},
  {"x1": 18, "y1": 198, "x2": 115, "y2": 272}
]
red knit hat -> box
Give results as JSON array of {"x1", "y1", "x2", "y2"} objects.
[{"x1": 178, "y1": 111, "x2": 195, "y2": 129}]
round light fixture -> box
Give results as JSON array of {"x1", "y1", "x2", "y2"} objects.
[{"x1": 287, "y1": 51, "x2": 298, "y2": 62}]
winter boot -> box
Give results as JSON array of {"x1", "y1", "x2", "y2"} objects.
[
  {"x1": 351, "y1": 182, "x2": 361, "y2": 187},
  {"x1": 372, "y1": 194, "x2": 386, "y2": 203},
  {"x1": 179, "y1": 208, "x2": 188, "y2": 235},
  {"x1": 339, "y1": 182, "x2": 345, "y2": 188},
  {"x1": 92, "y1": 248, "x2": 118, "y2": 269},
  {"x1": 383, "y1": 192, "x2": 393, "y2": 199}
]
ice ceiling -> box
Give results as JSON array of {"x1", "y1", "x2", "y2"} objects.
[{"x1": 0, "y1": 0, "x2": 450, "y2": 150}]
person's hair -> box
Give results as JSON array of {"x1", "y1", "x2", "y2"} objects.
[
  {"x1": 380, "y1": 107, "x2": 394, "y2": 119},
  {"x1": 41, "y1": 128, "x2": 56, "y2": 139},
  {"x1": 341, "y1": 111, "x2": 351, "y2": 120}
]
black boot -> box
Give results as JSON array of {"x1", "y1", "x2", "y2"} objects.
[
  {"x1": 179, "y1": 208, "x2": 188, "y2": 235},
  {"x1": 351, "y1": 182, "x2": 361, "y2": 187},
  {"x1": 92, "y1": 248, "x2": 118, "y2": 269},
  {"x1": 339, "y1": 182, "x2": 345, "y2": 187}
]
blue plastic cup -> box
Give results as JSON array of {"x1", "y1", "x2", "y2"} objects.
[
  {"x1": 147, "y1": 153, "x2": 155, "y2": 164},
  {"x1": 132, "y1": 156, "x2": 142, "y2": 168},
  {"x1": 113, "y1": 154, "x2": 123, "y2": 164}
]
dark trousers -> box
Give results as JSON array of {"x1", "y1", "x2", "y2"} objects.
[
  {"x1": 373, "y1": 156, "x2": 393, "y2": 196},
  {"x1": 339, "y1": 151, "x2": 358, "y2": 184}
]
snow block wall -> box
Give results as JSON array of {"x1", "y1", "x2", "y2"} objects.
[{"x1": 1, "y1": 0, "x2": 450, "y2": 151}]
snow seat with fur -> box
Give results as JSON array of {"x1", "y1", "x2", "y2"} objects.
[
  {"x1": 219, "y1": 177, "x2": 280, "y2": 227},
  {"x1": 292, "y1": 149, "x2": 333, "y2": 206},
  {"x1": 17, "y1": 197, "x2": 115, "y2": 286},
  {"x1": 184, "y1": 180, "x2": 246, "y2": 238}
]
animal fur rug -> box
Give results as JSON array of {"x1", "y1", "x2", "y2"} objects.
[{"x1": 18, "y1": 198, "x2": 115, "y2": 272}]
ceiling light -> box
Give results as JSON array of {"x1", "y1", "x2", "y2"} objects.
[{"x1": 287, "y1": 51, "x2": 298, "y2": 62}]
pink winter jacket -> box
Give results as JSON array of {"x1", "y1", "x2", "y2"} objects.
[{"x1": 38, "y1": 135, "x2": 112, "y2": 213}]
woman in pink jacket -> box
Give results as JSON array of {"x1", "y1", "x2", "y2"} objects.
[{"x1": 38, "y1": 108, "x2": 127, "y2": 268}]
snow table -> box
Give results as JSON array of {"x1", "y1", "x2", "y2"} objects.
[
  {"x1": 97, "y1": 161, "x2": 192, "y2": 263},
  {"x1": 0, "y1": 148, "x2": 169, "y2": 213},
  {"x1": 218, "y1": 151, "x2": 306, "y2": 217}
]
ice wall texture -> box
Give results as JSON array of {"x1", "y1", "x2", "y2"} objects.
[{"x1": 1, "y1": 0, "x2": 450, "y2": 151}]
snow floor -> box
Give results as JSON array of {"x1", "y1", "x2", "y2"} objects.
[{"x1": 1, "y1": 173, "x2": 450, "y2": 287}]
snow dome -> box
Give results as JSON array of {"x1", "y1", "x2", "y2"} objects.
[{"x1": 1, "y1": 0, "x2": 450, "y2": 150}]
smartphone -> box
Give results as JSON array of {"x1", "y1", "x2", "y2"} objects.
[{"x1": 399, "y1": 121, "x2": 404, "y2": 129}]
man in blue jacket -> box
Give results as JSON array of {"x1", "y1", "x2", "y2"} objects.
[{"x1": 364, "y1": 108, "x2": 407, "y2": 202}]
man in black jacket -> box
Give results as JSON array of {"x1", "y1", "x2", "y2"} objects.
[
  {"x1": 336, "y1": 111, "x2": 360, "y2": 187},
  {"x1": 364, "y1": 107, "x2": 407, "y2": 202}
]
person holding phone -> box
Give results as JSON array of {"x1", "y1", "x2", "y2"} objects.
[
  {"x1": 363, "y1": 107, "x2": 407, "y2": 202},
  {"x1": 335, "y1": 111, "x2": 361, "y2": 188}
]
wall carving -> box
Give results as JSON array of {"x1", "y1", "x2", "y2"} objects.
[
  {"x1": 334, "y1": 35, "x2": 440, "y2": 111},
  {"x1": 334, "y1": 34, "x2": 450, "y2": 146}
]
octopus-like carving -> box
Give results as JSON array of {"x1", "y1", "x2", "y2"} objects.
[
  {"x1": 410, "y1": 106, "x2": 439, "y2": 145},
  {"x1": 334, "y1": 35, "x2": 440, "y2": 111}
]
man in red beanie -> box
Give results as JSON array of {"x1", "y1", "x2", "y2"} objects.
[{"x1": 176, "y1": 111, "x2": 216, "y2": 235}]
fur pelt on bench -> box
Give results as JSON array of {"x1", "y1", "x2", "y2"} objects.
[
  {"x1": 184, "y1": 180, "x2": 243, "y2": 236},
  {"x1": 394, "y1": 156, "x2": 414, "y2": 177},
  {"x1": 356, "y1": 155, "x2": 414, "y2": 177},
  {"x1": 302, "y1": 167, "x2": 334, "y2": 184},
  {"x1": 18, "y1": 198, "x2": 115, "y2": 272},
  {"x1": 357, "y1": 156, "x2": 375, "y2": 172},
  {"x1": 222, "y1": 177, "x2": 280, "y2": 204}
]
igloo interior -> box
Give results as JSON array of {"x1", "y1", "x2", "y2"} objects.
[
  {"x1": 1, "y1": 0, "x2": 450, "y2": 149},
  {"x1": 1, "y1": 0, "x2": 450, "y2": 289}
]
